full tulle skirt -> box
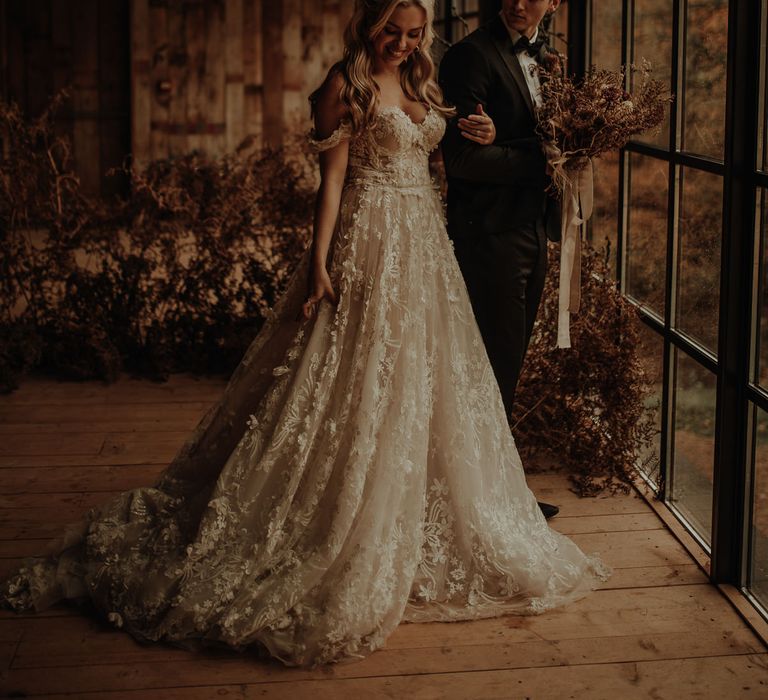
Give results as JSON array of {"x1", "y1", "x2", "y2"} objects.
[{"x1": 1, "y1": 175, "x2": 610, "y2": 666}]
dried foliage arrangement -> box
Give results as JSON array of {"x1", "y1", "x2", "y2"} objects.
[
  {"x1": 512, "y1": 244, "x2": 658, "y2": 496},
  {"x1": 536, "y1": 60, "x2": 670, "y2": 194},
  {"x1": 0, "y1": 96, "x2": 313, "y2": 391},
  {"x1": 0, "y1": 95, "x2": 657, "y2": 495}
]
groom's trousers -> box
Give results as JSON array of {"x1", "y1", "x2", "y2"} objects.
[{"x1": 452, "y1": 219, "x2": 547, "y2": 418}]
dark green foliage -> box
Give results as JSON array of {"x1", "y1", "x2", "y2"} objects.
[{"x1": 0, "y1": 96, "x2": 313, "y2": 390}]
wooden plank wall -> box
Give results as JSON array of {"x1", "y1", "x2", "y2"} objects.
[
  {"x1": 130, "y1": 0, "x2": 356, "y2": 167},
  {"x1": 1, "y1": 0, "x2": 357, "y2": 181},
  {"x1": 0, "y1": 0, "x2": 131, "y2": 196}
]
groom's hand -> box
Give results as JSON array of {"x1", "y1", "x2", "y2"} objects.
[{"x1": 458, "y1": 104, "x2": 496, "y2": 145}]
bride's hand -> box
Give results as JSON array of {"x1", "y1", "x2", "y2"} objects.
[
  {"x1": 302, "y1": 266, "x2": 338, "y2": 319},
  {"x1": 458, "y1": 104, "x2": 496, "y2": 145}
]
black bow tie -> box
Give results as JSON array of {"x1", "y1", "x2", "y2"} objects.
[{"x1": 513, "y1": 35, "x2": 545, "y2": 58}]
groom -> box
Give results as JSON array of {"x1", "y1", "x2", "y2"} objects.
[{"x1": 439, "y1": 0, "x2": 562, "y2": 519}]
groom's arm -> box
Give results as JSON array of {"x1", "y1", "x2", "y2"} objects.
[{"x1": 439, "y1": 41, "x2": 546, "y2": 186}]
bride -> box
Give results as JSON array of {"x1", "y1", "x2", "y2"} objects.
[{"x1": 1, "y1": 0, "x2": 610, "y2": 667}]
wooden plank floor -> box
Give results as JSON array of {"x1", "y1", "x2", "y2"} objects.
[{"x1": 0, "y1": 375, "x2": 766, "y2": 699}]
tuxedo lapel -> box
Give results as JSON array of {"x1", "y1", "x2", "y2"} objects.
[{"x1": 488, "y1": 17, "x2": 535, "y2": 118}]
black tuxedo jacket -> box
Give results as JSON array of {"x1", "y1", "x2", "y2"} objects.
[{"x1": 439, "y1": 16, "x2": 561, "y2": 242}]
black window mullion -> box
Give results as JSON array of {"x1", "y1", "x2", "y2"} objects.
[
  {"x1": 602, "y1": 0, "x2": 768, "y2": 622},
  {"x1": 669, "y1": 330, "x2": 718, "y2": 375},
  {"x1": 747, "y1": 382, "x2": 768, "y2": 415},
  {"x1": 675, "y1": 152, "x2": 725, "y2": 176},
  {"x1": 624, "y1": 140, "x2": 670, "y2": 161},
  {"x1": 711, "y1": 0, "x2": 762, "y2": 585},
  {"x1": 631, "y1": 302, "x2": 720, "y2": 375},
  {"x1": 677, "y1": 0, "x2": 688, "y2": 153},
  {"x1": 657, "y1": 0, "x2": 685, "y2": 503},
  {"x1": 617, "y1": 147, "x2": 629, "y2": 289},
  {"x1": 434, "y1": 2, "x2": 449, "y2": 44},
  {"x1": 623, "y1": 143, "x2": 727, "y2": 182},
  {"x1": 750, "y1": 191, "x2": 763, "y2": 388},
  {"x1": 615, "y1": 0, "x2": 630, "y2": 287},
  {"x1": 744, "y1": 401, "x2": 758, "y2": 590},
  {"x1": 568, "y1": 0, "x2": 588, "y2": 78}
]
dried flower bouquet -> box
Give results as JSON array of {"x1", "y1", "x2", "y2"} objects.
[
  {"x1": 534, "y1": 60, "x2": 670, "y2": 348},
  {"x1": 536, "y1": 59, "x2": 669, "y2": 192}
]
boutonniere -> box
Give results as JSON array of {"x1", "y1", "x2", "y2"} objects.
[{"x1": 537, "y1": 47, "x2": 564, "y2": 78}]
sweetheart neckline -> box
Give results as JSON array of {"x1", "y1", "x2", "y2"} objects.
[
  {"x1": 375, "y1": 104, "x2": 432, "y2": 127},
  {"x1": 307, "y1": 104, "x2": 439, "y2": 151}
]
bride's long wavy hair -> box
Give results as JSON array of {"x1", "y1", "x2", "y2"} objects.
[{"x1": 311, "y1": 0, "x2": 455, "y2": 133}]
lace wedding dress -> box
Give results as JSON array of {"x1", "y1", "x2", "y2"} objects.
[{"x1": 1, "y1": 105, "x2": 611, "y2": 666}]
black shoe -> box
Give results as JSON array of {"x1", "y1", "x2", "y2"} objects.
[{"x1": 538, "y1": 501, "x2": 560, "y2": 519}]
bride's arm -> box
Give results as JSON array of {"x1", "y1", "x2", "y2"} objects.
[{"x1": 302, "y1": 73, "x2": 350, "y2": 320}]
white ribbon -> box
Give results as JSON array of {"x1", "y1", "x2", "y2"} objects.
[{"x1": 555, "y1": 158, "x2": 593, "y2": 349}]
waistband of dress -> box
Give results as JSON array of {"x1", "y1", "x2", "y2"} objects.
[
  {"x1": 345, "y1": 165, "x2": 434, "y2": 191},
  {"x1": 344, "y1": 175, "x2": 436, "y2": 191}
]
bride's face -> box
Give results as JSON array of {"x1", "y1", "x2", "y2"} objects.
[{"x1": 372, "y1": 5, "x2": 426, "y2": 68}]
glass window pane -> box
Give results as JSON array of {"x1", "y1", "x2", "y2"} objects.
[
  {"x1": 590, "y1": 151, "x2": 619, "y2": 277},
  {"x1": 548, "y1": 1, "x2": 568, "y2": 52},
  {"x1": 750, "y1": 403, "x2": 768, "y2": 608},
  {"x1": 763, "y1": 32, "x2": 768, "y2": 172},
  {"x1": 682, "y1": 0, "x2": 728, "y2": 159},
  {"x1": 671, "y1": 350, "x2": 715, "y2": 543},
  {"x1": 631, "y1": 0, "x2": 672, "y2": 148},
  {"x1": 451, "y1": 18, "x2": 468, "y2": 41},
  {"x1": 676, "y1": 168, "x2": 723, "y2": 354},
  {"x1": 433, "y1": 0, "x2": 449, "y2": 43},
  {"x1": 756, "y1": 189, "x2": 768, "y2": 387},
  {"x1": 626, "y1": 153, "x2": 668, "y2": 316},
  {"x1": 591, "y1": 1, "x2": 622, "y2": 71},
  {"x1": 637, "y1": 323, "x2": 664, "y2": 487}
]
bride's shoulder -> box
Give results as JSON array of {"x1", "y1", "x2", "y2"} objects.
[{"x1": 309, "y1": 65, "x2": 351, "y2": 141}]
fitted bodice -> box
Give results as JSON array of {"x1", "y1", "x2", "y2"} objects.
[{"x1": 309, "y1": 106, "x2": 446, "y2": 188}]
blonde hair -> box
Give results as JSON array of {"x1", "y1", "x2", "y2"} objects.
[{"x1": 311, "y1": 0, "x2": 455, "y2": 133}]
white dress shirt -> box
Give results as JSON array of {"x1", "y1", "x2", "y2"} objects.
[{"x1": 499, "y1": 12, "x2": 543, "y2": 109}]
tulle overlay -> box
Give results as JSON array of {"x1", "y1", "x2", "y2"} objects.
[{"x1": 1, "y1": 106, "x2": 611, "y2": 666}]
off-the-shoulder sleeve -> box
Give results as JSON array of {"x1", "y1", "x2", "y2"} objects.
[{"x1": 307, "y1": 119, "x2": 353, "y2": 152}]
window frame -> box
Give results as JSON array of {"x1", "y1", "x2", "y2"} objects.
[
  {"x1": 587, "y1": 0, "x2": 766, "y2": 621},
  {"x1": 433, "y1": 1, "x2": 482, "y2": 46}
]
